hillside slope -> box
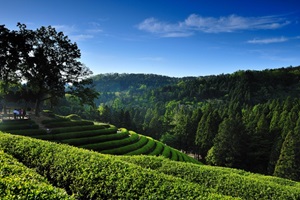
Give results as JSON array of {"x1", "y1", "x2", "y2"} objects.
[{"x1": 0, "y1": 132, "x2": 299, "y2": 199}]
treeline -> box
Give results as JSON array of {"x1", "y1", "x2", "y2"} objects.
[{"x1": 52, "y1": 66, "x2": 300, "y2": 181}]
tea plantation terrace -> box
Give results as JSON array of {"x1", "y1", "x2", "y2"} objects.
[{"x1": 0, "y1": 114, "x2": 198, "y2": 163}]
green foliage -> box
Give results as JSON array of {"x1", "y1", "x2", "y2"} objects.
[
  {"x1": 80, "y1": 129, "x2": 139, "y2": 152},
  {"x1": 33, "y1": 127, "x2": 117, "y2": 141},
  {"x1": 0, "y1": 121, "x2": 39, "y2": 131},
  {"x1": 118, "y1": 155, "x2": 300, "y2": 200},
  {"x1": 0, "y1": 133, "x2": 235, "y2": 199},
  {"x1": 43, "y1": 120, "x2": 94, "y2": 128},
  {"x1": 0, "y1": 150, "x2": 73, "y2": 199}
]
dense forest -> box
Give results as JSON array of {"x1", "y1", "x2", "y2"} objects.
[{"x1": 48, "y1": 66, "x2": 300, "y2": 181}]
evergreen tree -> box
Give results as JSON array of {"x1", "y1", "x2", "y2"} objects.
[
  {"x1": 195, "y1": 107, "x2": 221, "y2": 160},
  {"x1": 274, "y1": 128, "x2": 300, "y2": 181},
  {"x1": 206, "y1": 114, "x2": 246, "y2": 168}
]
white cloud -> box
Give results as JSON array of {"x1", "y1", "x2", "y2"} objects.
[
  {"x1": 70, "y1": 34, "x2": 94, "y2": 41},
  {"x1": 137, "y1": 17, "x2": 192, "y2": 38},
  {"x1": 53, "y1": 25, "x2": 77, "y2": 35},
  {"x1": 185, "y1": 14, "x2": 289, "y2": 33},
  {"x1": 137, "y1": 14, "x2": 290, "y2": 37},
  {"x1": 247, "y1": 37, "x2": 289, "y2": 44}
]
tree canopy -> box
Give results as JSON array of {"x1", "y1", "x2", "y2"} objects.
[{"x1": 0, "y1": 23, "x2": 98, "y2": 115}]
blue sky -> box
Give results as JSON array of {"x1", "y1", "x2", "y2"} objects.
[{"x1": 1, "y1": 0, "x2": 300, "y2": 77}]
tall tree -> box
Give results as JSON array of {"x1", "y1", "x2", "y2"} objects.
[
  {"x1": 17, "y1": 23, "x2": 94, "y2": 115},
  {"x1": 206, "y1": 114, "x2": 246, "y2": 168},
  {"x1": 0, "y1": 25, "x2": 23, "y2": 112},
  {"x1": 273, "y1": 130, "x2": 300, "y2": 181}
]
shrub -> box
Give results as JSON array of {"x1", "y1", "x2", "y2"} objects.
[
  {"x1": 148, "y1": 141, "x2": 164, "y2": 156},
  {"x1": 0, "y1": 122, "x2": 39, "y2": 131},
  {"x1": 119, "y1": 155, "x2": 300, "y2": 200},
  {"x1": 126, "y1": 137, "x2": 156, "y2": 155},
  {"x1": 0, "y1": 133, "x2": 235, "y2": 199},
  {"x1": 61, "y1": 130, "x2": 129, "y2": 146},
  {"x1": 100, "y1": 132, "x2": 148, "y2": 155},
  {"x1": 65, "y1": 114, "x2": 82, "y2": 120},
  {"x1": 161, "y1": 145, "x2": 171, "y2": 158},
  {"x1": 81, "y1": 132, "x2": 139, "y2": 152},
  {"x1": 33, "y1": 127, "x2": 117, "y2": 141},
  {"x1": 0, "y1": 150, "x2": 73, "y2": 199},
  {"x1": 49, "y1": 124, "x2": 113, "y2": 134},
  {"x1": 44, "y1": 121, "x2": 94, "y2": 128}
]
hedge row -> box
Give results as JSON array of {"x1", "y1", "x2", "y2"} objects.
[
  {"x1": 41, "y1": 118, "x2": 70, "y2": 124},
  {"x1": 118, "y1": 155, "x2": 300, "y2": 200},
  {"x1": 61, "y1": 130, "x2": 129, "y2": 146},
  {"x1": 1, "y1": 119, "x2": 32, "y2": 124},
  {"x1": 161, "y1": 145, "x2": 171, "y2": 158},
  {"x1": 0, "y1": 133, "x2": 236, "y2": 199},
  {"x1": 7, "y1": 129, "x2": 47, "y2": 136},
  {"x1": 0, "y1": 150, "x2": 73, "y2": 199},
  {"x1": 80, "y1": 130, "x2": 139, "y2": 152},
  {"x1": 32, "y1": 127, "x2": 118, "y2": 141},
  {"x1": 0, "y1": 122, "x2": 39, "y2": 131},
  {"x1": 49, "y1": 124, "x2": 112, "y2": 134},
  {"x1": 44, "y1": 120, "x2": 94, "y2": 128},
  {"x1": 100, "y1": 132, "x2": 148, "y2": 155},
  {"x1": 125, "y1": 136, "x2": 155, "y2": 155},
  {"x1": 148, "y1": 140, "x2": 164, "y2": 156}
]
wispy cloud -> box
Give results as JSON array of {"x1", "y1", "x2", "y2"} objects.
[
  {"x1": 247, "y1": 37, "x2": 288, "y2": 44},
  {"x1": 137, "y1": 17, "x2": 193, "y2": 38},
  {"x1": 87, "y1": 22, "x2": 103, "y2": 33},
  {"x1": 71, "y1": 34, "x2": 94, "y2": 41},
  {"x1": 53, "y1": 25, "x2": 77, "y2": 35},
  {"x1": 137, "y1": 14, "x2": 290, "y2": 37}
]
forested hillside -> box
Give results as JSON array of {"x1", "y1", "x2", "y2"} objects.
[{"x1": 51, "y1": 66, "x2": 300, "y2": 181}]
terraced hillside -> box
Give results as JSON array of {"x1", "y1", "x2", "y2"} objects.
[
  {"x1": 0, "y1": 115, "x2": 198, "y2": 164},
  {"x1": 1, "y1": 131, "x2": 300, "y2": 199}
]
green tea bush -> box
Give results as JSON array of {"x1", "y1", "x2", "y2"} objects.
[
  {"x1": 80, "y1": 131, "x2": 139, "y2": 152},
  {"x1": 125, "y1": 136, "x2": 156, "y2": 155},
  {"x1": 44, "y1": 120, "x2": 94, "y2": 128},
  {"x1": 65, "y1": 114, "x2": 82, "y2": 120},
  {"x1": 119, "y1": 155, "x2": 300, "y2": 200},
  {"x1": 49, "y1": 124, "x2": 113, "y2": 134},
  {"x1": 61, "y1": 130, "x2": 129, "y2": 146},
  {"x1": 100, "y1": 132, "x2": 148, "y2": 155},
  {"x1": 148, "y1": 141, "x2": 164, "y2": 155},
  {"x1": 33, "y1": 127, "x2": 117, "y2": 141},
  {"x1": 0, "y1": 133, "x2": 236, "y2": 199},
  {"x1": 0, "y1": 122, "x2": 39, "y2": 131},
  {"x1": 0, "y1": 150, "x2": 73, "y2": 199},
  {"x1": 7, "y1": 129, "x2": 47, "y2": 136},
  {"x1": 161, "y1": 145, "x2": 171, "y2": 158},
  {"x1": 41, "y1": 118, "x2": 70, "y2": 124},
  {"x1": 170, "y1": 148, "x2": 179, "y2": 161}
]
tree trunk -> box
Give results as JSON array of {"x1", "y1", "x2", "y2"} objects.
[{"x1": 35, "y1": 98, "x2": 41, "y2": 116}]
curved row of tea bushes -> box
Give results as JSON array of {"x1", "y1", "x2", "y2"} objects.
[
  {"x1": 100, "y1": 132, "x2": 149, "y2": 155},
  {"x1": 126, "y1": 136, "x2": 156, "y2": 155},
  {"x1": 118, "y1": 155, "x2": 300, "y2": 200},
  {"x1": 161, "y1": 145, "x2": 171, "y2": 158},
  {"x1": 148, "y1": 140, "x2": 164, "y2": 155},
  {"x1": 60, "y1": 130, "x2": 129, "y2": 146},
  {"x1": 7, "y1": 128, "x2": 47, "y2": 136},
  {"x1": 0, "y1": 150, "x2": 73, "y2": 199},
  {"x1": 0, "y1": 121, "x2": 39, "y2": 131},
  {"x1": 0, "y1": 133, "x2": 237, "y2": 200},
  {"x1": 44, "y1": 120, "x2": 94, "y2": 128},
  {"x1": 49, "y1": 124, "x2": 110, "y2": 134},
  {"x1": 33, "y1": 127, "x2": 118, "y2": 141},
  {"x1": 80, "y1": 130, "x2": 139, "y2": 151},
  {"x1": 41, "y1": 118, "x2": 70, "y2": 124}
]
